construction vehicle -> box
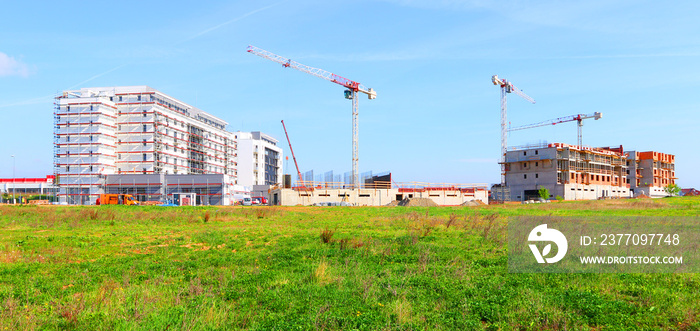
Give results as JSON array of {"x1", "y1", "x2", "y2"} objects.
[
  {"x1": 248, "y1": 45, "x2": 376, "y2": 188},
  {"x1": 98, "y1": 194, "x2": 139, "y2": 206}
]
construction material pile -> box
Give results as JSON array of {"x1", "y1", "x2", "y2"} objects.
[
  {"x1": 397, "y1": 198, "x2": 438, "y2": 207},
  {"x1": 461, "y1": 200, "x2": 486, "y2": 207}
]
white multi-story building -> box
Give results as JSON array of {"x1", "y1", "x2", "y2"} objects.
[
  {"x1": 54, "y1": 86, "x2": 246, "y2": 205},
  {"x1": 236, "y1": 131, "x2": 283, "y2": 187}
]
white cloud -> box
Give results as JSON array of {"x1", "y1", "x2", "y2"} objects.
[{"x1": 0, "y1": 52, "x2": 31, "y2": 77}]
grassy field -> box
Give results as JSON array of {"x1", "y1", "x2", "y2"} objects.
[{"x1": 1, "y1": 197, "x2": 699, "y2": 330}]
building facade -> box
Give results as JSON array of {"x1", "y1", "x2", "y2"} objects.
[
  {"x1": 627, "y1": 151, "x2": 676, "y2": 198},
  {"x1": 0, "y1": 176, "x2": 57, "y2": 197},
  {"x1": 103, "y1": 174, "x2": 248, "y2": 205},
  {"x1": 504, "y1": 143, "x2": 632, "y2": 201},
  {"x1": 54, "y1": 86, "x2": 259, "y2": 205},
  {"x1": 236, "y1": 131, "x2": 282, "y2": 187}
]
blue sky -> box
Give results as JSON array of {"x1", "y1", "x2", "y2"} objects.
[{"x1": 1, "y1": 1, "x2": 699, "y2": 187}]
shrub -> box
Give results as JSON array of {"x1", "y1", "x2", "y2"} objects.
[
  {"x1": 203, "y1": 211, "x2": 211, "y2": 223},
  {"x1": 320, "y1": 228, "x2": 334, "y2": 244}
]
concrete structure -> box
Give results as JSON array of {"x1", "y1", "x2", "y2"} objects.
[
  {"x1": 504, "y1": 143, "x2": 632, "y2": 201},
  {"x1": 54, "y1": 86, "x2": 279, "y2": 205},
  {"x1": 627, "y1": 151, "x2": 676, "y2": 198},
  {"x1": 269, "y1": 184, "x2": 489, "y2": 206},
  {"x1": 104, "y1": 174, "x2": 248, "y2": 205},
  {"x1": 236, "y1": 131, "x2": 282, "y2": 187},
  {"x1": 0, "y1": 176, "x2": 57, "y2": 196}
]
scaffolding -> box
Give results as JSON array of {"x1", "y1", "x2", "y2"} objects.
[{"x1": 55, "y1": 86, "x2": 240, "y2": 205}]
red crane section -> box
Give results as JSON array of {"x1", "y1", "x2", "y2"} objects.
[{"x1": 281, "y1": 120, "x2": 303, "y2": 186}]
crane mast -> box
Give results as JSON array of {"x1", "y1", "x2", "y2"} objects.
[
  {"x1": 492, "y1": 75, "x2": 535, "y2": 185},
  {"x1": 248, "y1": 46, "x2": 376, "y2": 188},
  {"x1": 509, "y1": 112, "x2": 602, "y2": 147}
]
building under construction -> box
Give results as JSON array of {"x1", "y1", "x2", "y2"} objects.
[
  {"x1": 503, "y1": 143, "x2": 676, "y2": 201},
  {"x1": 54, "y1": 86, "x2": 281, "y2": 205},
  {"x1": 627, "y1": 151, "x2": 676, "y2": 198},
  {"x1": 270, "y1": 175, "x2": 489, "y2": 206}
]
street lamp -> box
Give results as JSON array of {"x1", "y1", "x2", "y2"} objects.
[{"x1": 11, "y1": 155, "x2": 15, "y2": 204}]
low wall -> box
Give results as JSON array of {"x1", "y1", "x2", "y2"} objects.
[{"x1": 270, "y1": 187, "x2": 488, "y2": 206}]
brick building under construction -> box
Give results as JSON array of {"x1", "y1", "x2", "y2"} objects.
[{"x1": 503, "y1": 143, "x2": 675, "y2": 201}]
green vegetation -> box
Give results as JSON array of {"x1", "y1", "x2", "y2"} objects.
[
  {"x1": 665, "y1": 183, "x2": 682, "y2": 197},
  {"x1": 1, "y1": 198, "x2": 700, "y2": 330},
  {"x1": 538, "y1": 186, "x2": 550, "y2": 200}
]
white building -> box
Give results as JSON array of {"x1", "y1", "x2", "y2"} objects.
[
  {"x1": 54, "y1": 86, "x2": 276, "y2": 205},
  {"x1": 236, "y1": 131, "x2": 283, "y2": 187}
]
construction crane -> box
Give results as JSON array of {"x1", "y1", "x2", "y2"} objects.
[
  {"x1": 492, "y1": 75, "x2": 535, "y2": 185},
  {"x1": 281, "y1": 120, "x2": 304, "y2": 187},
  {"x1": 509, "y1": 112, "x2": 602, "y2": 147},
  {"x1": 247, "y1": 45, "x2": 376, "y2": 189}
]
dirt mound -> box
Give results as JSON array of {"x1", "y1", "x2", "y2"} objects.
[
  {"x1": 397, "y1": 198, "x2": 438, "y2": 207},
  {"x1": 636, "y1": 194, "x2": 650, "y2": 199},
  {"x1": 461, "y1": 200, "x2": 486, "y2": 206},
  {"x1": 385, "y1": 200, "x2": 400, "y2": 206}
]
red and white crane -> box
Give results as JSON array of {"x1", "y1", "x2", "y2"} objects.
[
  {"x1": 492, "y1": 75, "x2": 535, "y2": 185},
  {"x1": 247, "y1": 45, "x2": 376, "y2": 188},
  {"x1": 280, "y1": 120, "x2": 304, "y2": 186},
  {"x1": 509, "y1": 112, "x2": 602, "y2": 148}
]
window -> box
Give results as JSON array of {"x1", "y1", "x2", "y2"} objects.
[
  {"x1": 66, "y1": 136, "x2": 70, "y2": 142},
  {"x1": 524, "y1": 174, "x2": 527, "y2": 179},
  {"x1": 535, "y1": 150, "x2": 538, "y2": 155},
  {"x1": 90, "y1": 135, "x2": 93, "y2": 141},
  {"x1": 535, "y1": 162, "x2": 538, "y2": 167},
  {"x1": 119, "y1": 96, "x2": 122, "y2": 101},
  {"x1": 67, "y1": 106, "x2": 70, "y2": 111},
  {"x1": 143, "y1": 139, "x2": 147, "y2": 146},
  {"x1": 143, "y1": 154, "x2": 147, "y2": 161},
  {"x1": 523, "y1": 151, "x2": 527, "y2": 156},
  {"x1": 143, "y1": 168, "x2": 147, "y2": 174},
  {"x1": 143, "y1": 124, "x2": 147, "y2": 132},
  {"x1": 66, "y1": 166, "x2": 70, "y2": 172},
  {"x1": 535, "y1": 174, "x2": 539, "y2": 179},
  {"x1": 137, "y1": 95, "x2": 141, "y2": 101},
  {"x1": 90, "y1": 166, "x2": 93, "y2": 171}
]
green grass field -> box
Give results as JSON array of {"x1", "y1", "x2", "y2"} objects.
[{"x1": 1, "y1": 197, "x2": 699, "y2": 330}]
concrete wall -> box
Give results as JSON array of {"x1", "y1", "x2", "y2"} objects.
[
  {"x1": 505, "y1": 145, "x2": 632, "y2": 201},
  {"x1": 270, "y1": 188, "x2": 488, "y2": 206}
]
